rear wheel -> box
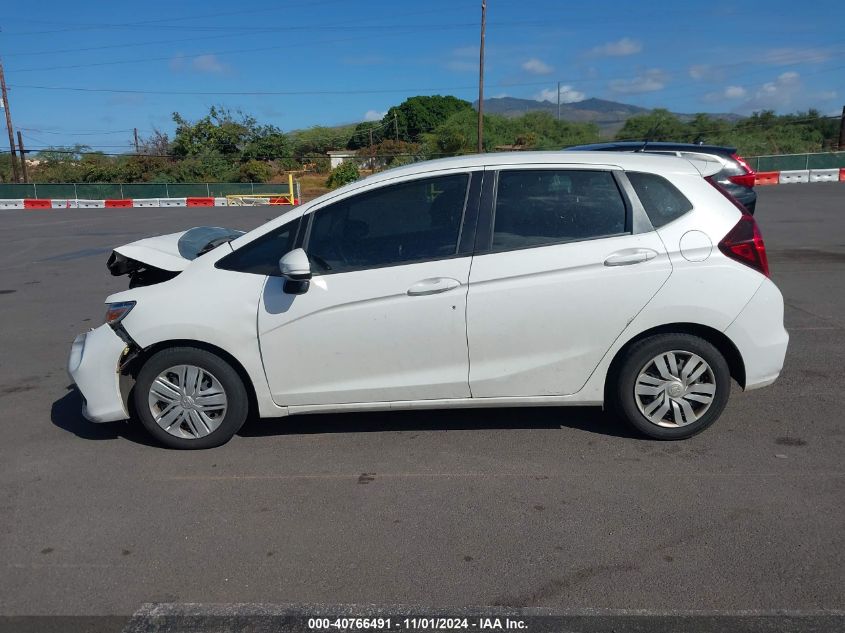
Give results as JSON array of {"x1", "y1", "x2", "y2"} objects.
[
  {"x1": 133, "y1": 347, "x2": 249, "y2": 449},
  {"x1": 613, "y1": 334, "x2": 731, "y2": 440}
]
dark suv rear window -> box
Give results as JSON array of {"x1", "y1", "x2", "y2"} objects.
[{"x1": 627, "y1": 172, "x2": 692, "y2": 228}]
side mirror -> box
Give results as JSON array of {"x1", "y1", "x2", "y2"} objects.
[{"x1": 278, "y1": 248, "x2": 312, "y2": 295}]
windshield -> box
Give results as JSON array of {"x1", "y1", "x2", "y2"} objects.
[{"x1": 176, "y1": 226, "x2": 245, "y2": 260}]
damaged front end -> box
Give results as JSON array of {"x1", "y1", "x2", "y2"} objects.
[
  {"x1": 107, "y1": 226, "x2": 245, "y2": 288},
  {"x1": 106, "y1": 251, "x2": 181, "y2": 288}
]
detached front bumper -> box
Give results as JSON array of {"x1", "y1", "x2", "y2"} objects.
[{"x1": 67, "y1": 324, "x2": 130, "y2": 423}]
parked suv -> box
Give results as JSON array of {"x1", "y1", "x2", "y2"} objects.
[
  {"x1": 68, "y1": 152, "x2": 787, "y2": 448},
  {"x1": 565, "y1": 142, "x2": 758, "y2": 213}
]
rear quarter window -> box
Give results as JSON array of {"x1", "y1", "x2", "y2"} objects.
[{"x1": 626, "y1": 172, "x2": 693, "y2": 228}]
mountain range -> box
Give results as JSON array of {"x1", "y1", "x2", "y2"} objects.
[{"x1": 476, "y1": 97, "x2": 743, "y2": 135}]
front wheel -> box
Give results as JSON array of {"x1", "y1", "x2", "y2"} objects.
[
  {"x1": 612, "y1": 334, "x2": 731, "y2": 440},
  {"x1": 133, "y1": 347, "x2": 249, "y2": 449}
]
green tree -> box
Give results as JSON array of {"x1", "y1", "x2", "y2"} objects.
[
  {"x1": 326, "y1": 161, "x2": 360, "y2": 189},
  {"x1": 615, "y1": 109, "x2": 687, "y2": 141},
  {"x1": 171, "y1": 106, "x2": 254, "y2": 157},
  {"x1": 346, "y1": 121, "x2": 386, "y2": 150},
  {"x1": 290, "y1": 125, "x2": 356, "y2": 161},
  {"x1": 238, "y1": 159, "x2": 274, "y2": 183},
  {"x1": 385, "y1": 95, "x2": 473, "y2": 142}
]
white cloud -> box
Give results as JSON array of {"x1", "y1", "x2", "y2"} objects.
[
  {"x1": 587, "y1": 37, "x2": 642, "y2": 58},
  {"x1": 534, "y1": 85, "x2": 585, "y2": 103},
  {"x1": 738, "y1": 71, "x2": 802, "y2": 111},
  {"x1": 757, "y1": 47, "x2": 832, "y2": 65},
  {"x1": 445, "y1": 45, "x2": 479, "y2": 72},
  {"x1": 453, "y1": 45, "x2": 478, "y2": 57},
  {"x1": 363, "y1": 110, "x2": 387, "y2": 122},
  {"x1": 609, "y1": 69, "x2": 667, "y2": 94},
  {"x1": 192, "y1": 54, "x2": 229, "y2": 74},
  {"x1": 445, "y1": 60, "x2": 476, "y2": 72},
  {"x1": 688, "y1": 64, "x2": 725, "y2": 82},
  {"x1": 522, "y1": 58, "x2": 554, "y2": 75},
  {"x1": 170, "y1": 53, "x2": 231, "y2": 74},
  {"x1": 703, "y1": 85, "x2": 748, "y2": 102}
]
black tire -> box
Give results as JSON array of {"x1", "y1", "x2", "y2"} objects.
[
  {"x1": 133, "y1": 346, "x2": 249, "y2": 449},
  {"x1": 612, "y1": 333, "x2": 731, "y2": 440}
]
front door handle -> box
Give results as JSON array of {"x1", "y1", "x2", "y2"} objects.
[
  {"x1": 407, "y1": 277, "x2": 462, "y2": 296},
  {"x1": 604, "y1": 248, "x2": 658, "y2": 267}
]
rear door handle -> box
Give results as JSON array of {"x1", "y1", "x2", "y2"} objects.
[
  {"x1": 407, "y1": 277, "x2": 462, "y2": 296},
  {"x1": 604, "y1": 248, "x2": 658, "y2": 266}
]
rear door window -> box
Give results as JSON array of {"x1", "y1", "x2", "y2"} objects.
[
  {"x1": 492, "y1": 169, "x2": 627, "y2": 251},
  {"x1": 626, "y1": 171, "x2": 693, "y2": 228}
]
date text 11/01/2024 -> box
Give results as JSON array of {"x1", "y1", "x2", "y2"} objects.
[{"x1": 307, "y1": 617, "x2": 528, "y2": 630}]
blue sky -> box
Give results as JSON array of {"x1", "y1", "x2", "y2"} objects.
[{"x1": 2, "y1": 0, "x2": 843, "y2": 152}]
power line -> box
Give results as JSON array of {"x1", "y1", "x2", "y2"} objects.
[
  {"x1": 10, "y1": 63, "x2": 845, "y2": 98},
  {"x1": 1, "y1": 0, "x2": 349, "y2": 36}
]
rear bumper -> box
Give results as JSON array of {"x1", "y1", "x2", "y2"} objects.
[
  {"x1": 67, "y1": 325, "x2": 130, "y2": 423},
  {"x1": 725, "y1": 278, "x2": 789, "y2": 391}
]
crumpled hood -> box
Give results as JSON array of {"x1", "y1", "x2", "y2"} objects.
[{"x1": 112, "y1": 226, "x2": 245, "y2": 272}]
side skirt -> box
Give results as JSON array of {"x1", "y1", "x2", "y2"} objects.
[{"x1": 286, "y1": 395, "x2": 603, "y2": 416}]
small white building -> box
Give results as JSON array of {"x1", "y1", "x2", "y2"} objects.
[{"x1": 327, "y1": 150, "x2": 357, "y2": 170}]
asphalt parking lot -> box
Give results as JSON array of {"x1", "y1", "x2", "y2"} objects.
[{"x1": 0, "y1": 184, "x2": 843, "y2": 621}]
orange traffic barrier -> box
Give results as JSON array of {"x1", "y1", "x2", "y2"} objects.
[
  {"x1": 105, "y1": 199, "x2": 133, "y2": 208},
  {"x1": 187, "y1": 197, "x2": 215, "y2": 207},
  {"x1": 23, "y1": 199, "x2": 52, "y2": 209},
  {"x1": 755, "y1": 171, "x2": 780, "y2": 186}
]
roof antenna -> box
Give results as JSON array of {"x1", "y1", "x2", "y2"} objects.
[{"x1": 638, "y1": 122, "x2": 660, "y2": 152}]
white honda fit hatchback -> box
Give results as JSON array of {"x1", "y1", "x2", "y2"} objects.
[{"x1": 68, "y1": 152, "x2": 788, "y2": 449}]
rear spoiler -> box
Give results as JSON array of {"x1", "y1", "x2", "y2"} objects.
[{"x1": 685, "y1": 156, "x2": 723, "y2": 178}]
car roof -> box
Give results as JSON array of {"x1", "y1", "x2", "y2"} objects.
[
  {"x1": 348, "y1": 150, "x2": 707, "y2": 190},
  {"x1": 231, "y1": 150, "x2": 717, "y2": 248},
  {"x1": 565, "y1": 141, "x2": 737, "y2": 154}
]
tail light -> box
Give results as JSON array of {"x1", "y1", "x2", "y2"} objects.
[
  {"x1": 707, "y1": 176, "x2": 769, "y2": 276},
  {"x1": 728, "y1": 154, "x2": 756, "y2": 188},
  {"x1": 718, "y1": 214, "x2": 769, "y2": 277}
]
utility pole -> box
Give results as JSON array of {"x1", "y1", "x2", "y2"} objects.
[
  {"x1": 557, "y1": 81, "x2": 561, "y2": 121},
  {"x1": 368, "y1": 127, "x2": 375, "y2": 171},
  {"x1": 0, "y1": 58, "x2": 21, "y2": 183},
  {"x1": 16, "y1": 130, "x2": 27, "y2": 183},
  {"x1": 133, "y1": 127, "x2": 139, "y2": 153},
  {"x1": 393, "y1": 114, "x2": 399, "y2": 142},
  {"x1": 839, "y1": 105, "x2": 845, "y2": 150},
  {"x1": 477, "y1": 0, "x2": 487, "y2": 153}
]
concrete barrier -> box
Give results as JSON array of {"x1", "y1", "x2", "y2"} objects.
[
  {"x1": 132, "y1": 198, "x2": 161, "y2": 207},
  {"x1": 104, "y1": 199, "x2": 133, "y2": 208},
  {"x1": 755, "y1": 171, "x2": 780, "y2": 186},
  {"x1": 809, "y1": 169, "x2": 840, "y2": 183},
  {"x1": 158, "y1": 198, "x2": 187, "y2": 207},
  {"x1": 779, "y1": 170, "x2": 810, "y2": 184},
  {"x1": 24, "y1": 199, "x2": 53, "y2": 209},
  {"x1": 76, "y1": 199, "x2": 106, "y2": 208},
  {"x1": 214, "y1": 197, "x2": 228, "y2": 207},
  {"x1": 187, "y1": 197, "x2": 215, "y2": 207},
  {"x1": 51, "y1": 199, "x2": 77, "y2": 209},
  {"x1": 0, "y1": 199, "x2": 25, "y2": 210}
]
